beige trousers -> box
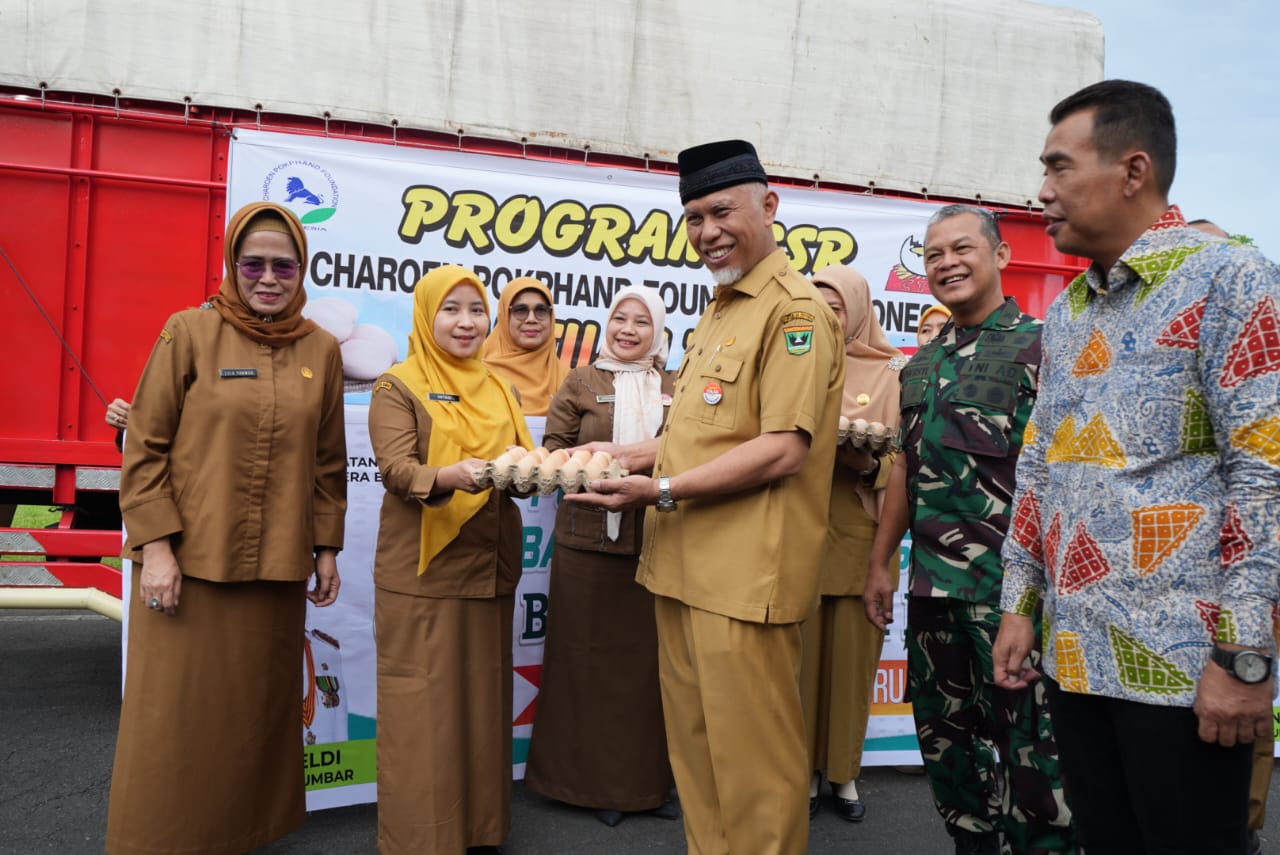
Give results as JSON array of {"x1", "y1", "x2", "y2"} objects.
[{"x1": 655, "y1": 596, "x2": 809, "y2": 855}]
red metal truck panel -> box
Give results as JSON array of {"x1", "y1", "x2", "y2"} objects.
[{"x1": 0, "y1": 92, "x2": 1084, "y2": 600}]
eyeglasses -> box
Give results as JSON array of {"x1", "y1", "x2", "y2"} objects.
[
  {"x1": 511, "y1": 304, "x2": 552, "y2": 320},
  {"x1": 237, "y1": 258, "x2": 301, "y2": 280}
]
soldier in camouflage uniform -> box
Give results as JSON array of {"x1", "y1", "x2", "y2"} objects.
[{"x1": 865, "y1": 205, "x2": 1075, "y2": 855}]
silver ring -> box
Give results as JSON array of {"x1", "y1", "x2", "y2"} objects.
[{"x1": 149, "y1": 597, "x2": 161, "y2": 610}]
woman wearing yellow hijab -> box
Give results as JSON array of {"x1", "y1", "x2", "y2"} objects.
[
  {"x1": 917, "y1": 303, "x2": 952, "y2": 346},
  {"x1": 482, "y1": 277, "x2": 571, "y2": 416},
  {"x1": 369, "y1": 266, "x2": 533, "y2": 855}
]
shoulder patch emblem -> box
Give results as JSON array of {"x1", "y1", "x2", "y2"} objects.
[
  {"x1": 780, "y1": 311, "x2": 815, "y2": 325},
  {"x1": 159, "y1": 328, "x2": 173, "y2": 344},
  {"x1": 782, "y1": 322, "x2": 814, "y2": 355},
  {"x1": 373, "y1": 380, "x2": 393, "y2": 395}
]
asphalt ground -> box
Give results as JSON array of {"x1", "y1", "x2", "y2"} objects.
[{"x1": 2, "y1": 611, "x2": 1277, "y2": 854}]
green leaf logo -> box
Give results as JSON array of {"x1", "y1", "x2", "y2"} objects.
[{"x1": 301, "y1": 208, "x2": 337, "y2": 225}]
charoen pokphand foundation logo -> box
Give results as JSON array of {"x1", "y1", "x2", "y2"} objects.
[
  {"x1": 883, "y1": 234, "x2": 930, "y2": 294},
  {"x1": 262, "y1": 160, "x2": 340, "y2": 226}
]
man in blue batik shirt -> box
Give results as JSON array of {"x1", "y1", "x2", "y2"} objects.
[{"x1": 994, "y1": 80, "x2": 1280, "y2": 855}]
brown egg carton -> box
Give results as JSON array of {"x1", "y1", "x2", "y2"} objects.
[
  {"x1": 473, "y1": 447, "x2": 628, "y2": 495},
  {"x1": 837, "y1": 417, "x2": 896, "y2": 454}
]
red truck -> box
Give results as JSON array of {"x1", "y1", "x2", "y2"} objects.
[
  {"x1": 0, "y1": 3, "x2": 1100, "y2": 613},
  {"x1": 0, "y1": 90, "x2": 1086, "y2": 616}
]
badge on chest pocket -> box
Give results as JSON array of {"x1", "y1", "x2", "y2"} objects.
[{"x1": 697, "y1": 356, "x2": 742, "y2": 429}]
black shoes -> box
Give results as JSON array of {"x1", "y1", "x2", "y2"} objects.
[
  {"x1": 810, "y1": 780, "x2": 866, "y2": 822},
  {"x1": 833, "y1": 794, "x2": 865, "y2": 822},
  {"x1": 595, "y1": 800, "x2": 680, "y2": 827},
  {"x1": 951, "y1": 828, "x2": 1000, "y2": 855},
  {"x1": 829, "y1": 780, "x2": 865, "y2": 823},
  {"x1": 594, "y1": 809, "x2": 625, "y2": 827}
]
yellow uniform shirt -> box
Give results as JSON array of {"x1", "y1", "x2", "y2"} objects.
[{"x1": 637, "y1": 249, "x2": 845, "y2": 624}]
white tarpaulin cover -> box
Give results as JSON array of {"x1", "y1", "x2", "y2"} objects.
[{"x1": 0, "y1": 0, "x2": 1101, "y2": 205}]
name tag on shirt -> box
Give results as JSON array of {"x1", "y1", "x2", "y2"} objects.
[
  {"x1": 428, "y1": 393, "x2": 461, "y2": 402},
  {"x1": 595, "y1": 395, "x2": 616, "y2": 404},
  {"x1": 219, "y1": 368, "x2": 258, "y2": 379}
]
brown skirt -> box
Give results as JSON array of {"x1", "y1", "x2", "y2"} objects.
[
  {"x1": 524, "y1": 544, "x2": 673, "y2": 811},
  {"x1": 375, "y1": 589, "x2": 514, "y2": 855},
  {"x1": 107, "y1": 569, "x2": 307, "y2": 855},
  {"x1": 799, "y1": 594, "x2": 885, "y2": 782}
]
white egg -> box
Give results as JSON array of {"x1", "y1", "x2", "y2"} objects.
[
  {"x1": 341, "y1": 338, "x2": 396, "y2": 380},
  {"x1": 303, "y1": 298, "x2": 359, "y2": 342},
  {"x1": 347, "y1": 323, "x2": 399, "y2": 361}
]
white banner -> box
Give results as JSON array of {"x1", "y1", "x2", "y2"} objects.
[{"x1": 226, "y1": 129, "x2": 950, "y2": 808}]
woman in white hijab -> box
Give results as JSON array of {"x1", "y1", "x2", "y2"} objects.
[{"x1": 524, "y1": 285, "x2": 679, "y2": 827}]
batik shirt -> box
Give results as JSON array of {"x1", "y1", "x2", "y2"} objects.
[
  {"x1": 1001, "y1": 206, "x2": 1280, "y2": 707},
  {"x1": 899, "y1": 298, "x2": 1041, "y2": 604}
]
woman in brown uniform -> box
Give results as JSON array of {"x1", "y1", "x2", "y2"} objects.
[
  {"x1": 524, "y1": 285, "x2": 678, "y2": 826},
  {"x1": 370, "y1": 265, "x2": 534, "y2": 855},
  {"x1": 482, "y1": 277, "x2": 570, "y2": 416},
  {"x1": 107, "y1": 202, "x2": 347, "y2": 855},
  {"x1": 800, "y1": 265, "x2": 905, "y2": 823}
]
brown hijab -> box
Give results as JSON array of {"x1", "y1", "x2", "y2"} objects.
[
  {"x1": 481, "y1": 277, "x2": 570, "y2": 416},
  {"x1": 812, "y1": 265, "x2": 904, "y2": 427},
  {"x1": 813, "y1": 265, "x2": 905, "y2": 520},
  {"x1": 208, "y1": 202, "x2": 317, "y2": 347}
]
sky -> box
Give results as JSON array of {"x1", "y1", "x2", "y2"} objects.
[{"x1": 1039, "y1": 1, "x2": 1280, "y2": 259}]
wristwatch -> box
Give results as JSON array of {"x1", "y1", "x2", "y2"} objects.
[
  {"x1": 655, "y1": 476, "x2": 678, "y2": 512},
  {"x1": 1209, "y1": 645, "x2": 1273, "y2": 684}
]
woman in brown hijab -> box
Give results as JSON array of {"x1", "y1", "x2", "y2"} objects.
[
  {"x1": 482, "y1": 277, "x2": 570, "y2": 416},
  {"x1": 107, "y1": 202, "x2": 348, "y2": 855},
  {"x1": 800, "y1": 265, "x2": 906, "y2": 824}
]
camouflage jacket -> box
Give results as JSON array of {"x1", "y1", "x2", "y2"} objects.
[{"x1": 899, "y1": 298, "x2": 1041, "y2": 603}]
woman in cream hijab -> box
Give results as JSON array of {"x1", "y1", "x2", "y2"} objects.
[
  {"x1": 369, "y1": 266, "x2": 534, "y2": 854},
  {"x1": 524, "y1": 285, "x2": 678, "y2": 827},
  {"x1": 800, "y1": 265, "x2": 906, "y2": 824},
  {"x1": 482, "y1": 277, "x2": 571, "y2": 416}
]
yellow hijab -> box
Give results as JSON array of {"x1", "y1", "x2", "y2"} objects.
[
  {"x1": 481, "y1": 278, "x2": 570, "y2": 415},
  {"x1": 389, "y1": 266, "x2": 534, "y2": 573}
]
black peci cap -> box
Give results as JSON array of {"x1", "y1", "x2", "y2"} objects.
[{"x1": 677, "y1": 139, "x2": 768, "y2": 204}]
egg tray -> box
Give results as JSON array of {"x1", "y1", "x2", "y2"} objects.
[
  {"x1": 837, "y1": 417, "x2": 896, "y2": 454},
  {"x1": 473, "y1": 447, "x2": 628, "y2": 496}
]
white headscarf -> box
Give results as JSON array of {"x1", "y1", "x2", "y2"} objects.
[{"x1": 593, "y1": 284, "x2": 668, "y2": 539}]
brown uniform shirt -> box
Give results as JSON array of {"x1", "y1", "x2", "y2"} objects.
[
  {"x1": 543, "y1": 364, "x2": 676, "y2": 555},
  {"x1": 368, "y1": 374, "x2": 523, "y2": 599},
  {"x1": 637, "y1": 249, "x2": 846, "y2": 624},
  {"x1": 121, "y1": 307, "x2": 347, "y2": 582}
]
